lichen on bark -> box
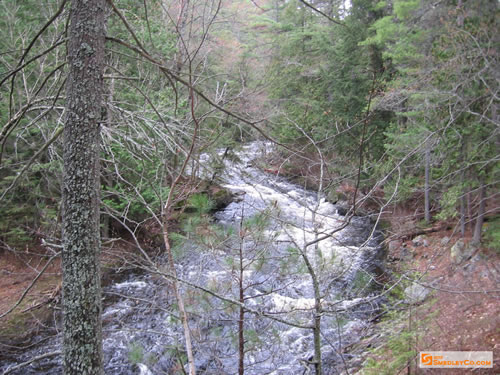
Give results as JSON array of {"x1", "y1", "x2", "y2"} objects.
[{"x1": 61, "y1": 0, "x2": 106, "y2": 374}]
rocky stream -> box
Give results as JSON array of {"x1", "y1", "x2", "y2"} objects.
[{"x1": 1, "y1": 142, "x2": 387, "y2": 375}]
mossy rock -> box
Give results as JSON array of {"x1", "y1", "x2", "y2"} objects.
[
  {"x1": 327, "y1": 190, "x2": 340, "y2": 204},
  {"x1": 209, "y1": 188, "x2": 234, "y2": 211}
]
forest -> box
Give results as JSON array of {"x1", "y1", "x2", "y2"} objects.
[{"x1": 0, "y1": 0, "x2": 498, "y2": 374}]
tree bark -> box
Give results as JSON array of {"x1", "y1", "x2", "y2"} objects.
[
  {"x1": 62, "y1": 0, "x2": 106, "y2": 374},
  {"x1": 472, "y1": 179, "x2": 486, "y2": 244},
  {"x1": 460, "y1": 184, "x2": 466, "y2": 236},
  {"x1": 238, "y1": 234, "x2": 245, "y2": 375},
  {"x1": 424, "y1": 147, "x2": 431, "y2": 223},
  {"x1": 459, "y1": 140, "x2": 467, "y2": 236}
]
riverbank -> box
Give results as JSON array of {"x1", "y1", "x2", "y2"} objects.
[
  {"x1": 1, "y1": 148, "x2": 498, "y2": 374},
  {"x1": 253, "y1": 149, "x2": 499, "y2": 374},
  {"x1": 347, "y1": 221, "x2": 500, "y2": 374},
  {"x1": 0, "y1": 178, "x2": 236, "y2": 358}
]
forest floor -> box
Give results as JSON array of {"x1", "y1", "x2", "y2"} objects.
[
  {"x1": 0, "y1": 250, "x2": 61, "y2": 365},
  {"x1": 356, "y1": 211, "x2": 500, "y2": 374},
  {"x1": 0, "y1": 239, "x2": 140, "y2": 356}
]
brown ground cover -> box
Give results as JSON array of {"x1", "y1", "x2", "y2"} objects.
[
  {"x1": 402, "y1": 231, "x2": 499, "y2": 374},
  {"x1": 363, "y1": 203, "x2": 500, "y2": 374}
]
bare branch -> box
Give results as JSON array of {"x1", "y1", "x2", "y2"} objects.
[
  {"x1": 2, "y1": 351, "x2": 61, "y2": 375},
  {"x1": 0, "y1": 252, "x2": 59, "y2": 320},
  {"x1": 297, "y1": 0, "x2": 348, "y2": 27}
]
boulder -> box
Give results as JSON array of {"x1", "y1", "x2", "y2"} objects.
[
  {"x1": 401, "y1": 244, "x2": 413, "y2": 260},
  {"x1": 450, "y1": 240, "x2": 478, "y2": 264},
  {"x1": 327, "y1": 190, "x2": 340, "y2": 204},
  {"x1": 387, "y1": 240, "x2": 402, "y2": 254},
  {"x1": 210, "y1": 188, "x2": 235, "y2": 211},
  {"x1": 336, "y1": 205, "x2": 349, "y2": 216},
  {"x1": 412, "y1": 235, "x2": 429, "y2": 247},
  {"x1": 440, "y1": 236, "x2": 450, "y2": 246},
  {"x1": 404, "y1": 282, "x2": 430, "y2": 304}
]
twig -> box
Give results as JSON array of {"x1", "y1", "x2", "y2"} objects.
[
  {"x1": 297, "y1": 0, "x2": 348, "y2": 27},
  {"x1": 8, "y1": 0, "x2": 68, "y2": 117},
  {"x1": 0, "y1": 127, "x2": 63, "y2": 202},
  {"x1": 0, "y1": 252, "x2": 59, "y2": 320},
  {"x1": 2, "y1": 350, "x2": 61, "y2": 375}
]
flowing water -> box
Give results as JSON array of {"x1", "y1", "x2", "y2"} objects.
[{"x1": 1, "y1": 142, "x2": 386, "y2": 375}]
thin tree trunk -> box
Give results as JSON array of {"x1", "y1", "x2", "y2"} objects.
[
  {"x1": 312, "y1": 280, "x2": 323, "y2": 375},
  {"x1": 424, "y1": 147, "x2": 431, "y2": 223},
  {"x1": 101, "y1": 74, "x2": 115, "y2": 239},
  {"x1": 62, "y1": 0, "x2": 106, "y2": 374},
  {"x1": 238, "y1": 280, "x2": 245, "y2": 375},
  {"x1": 408, "y1": 305, "x2": 412, "y2": 375},
  {"x1": 299, "y1": 244, "x2": 323, "y2": 375},
  {"x1": 163, "y1": 225, "x2": 196, "y2": 375},
  {"x1": 160, "y1": 90, "x2": 199, "y2": 374},
  {"x1": 460, "y1": 186, "x2": 466, "y2": 236},
  {"x1": 457, "y1": 0, "x2": 464, "y2": 27},
  {"x1": 175, "y1": 0, "x2": 190, "y2": 75},
  {"x1": 459, "y1": 140, "x2": 467, "y2": 236},
  {"x1": 467, "y1": 188, "x2": 472, "y2": 232},
  {"x1": 238, "y1": 224, "x2": 245, "y2": 375},
  {"x1": 472, "y1": 180, "x2": 486, "y2": 244}
]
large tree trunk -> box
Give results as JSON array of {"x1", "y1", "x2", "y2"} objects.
[{"x1": 62, "y1": 0, "x2": 106, "y2": 374}]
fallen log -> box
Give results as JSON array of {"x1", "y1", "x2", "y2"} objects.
[{"x1": 385, "y1": 224, "x2": 453, "y2": 243}]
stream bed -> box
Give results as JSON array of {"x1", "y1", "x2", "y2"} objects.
[{"x1": 1, "y1": 142, "x2": 386, "y2": 375}]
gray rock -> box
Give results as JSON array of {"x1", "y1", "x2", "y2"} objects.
[
  {"x1": 412, "y1": 235, "x2": 429, "y2": 247},
  {"x1": 450, "y1": 239, "x2": 465, "y2": 263},
  {"x1": 387, "y1": 240, "x2": 402, "y2": 253},
  {"x1": 404, "y1": 282, "x2": 430, "y2": 304},
  {"x1": 480, "y1": 270, "x2": 490, "y2": 278},
  {"x1": 468, "y1": 241, "x2": 480, "y2": 253},
  {"x1": 451, "y1": 240, "x2": 478, "y2": 264},
  {"x1": 441, "y1": 236, "x2": 450, "y2": 246},
  {"x1": 336, "y1": 204, "x2": 350, "y2": 216},
  {"x1": 401, "y1": 245, "x2": 413, "y2": 260}
]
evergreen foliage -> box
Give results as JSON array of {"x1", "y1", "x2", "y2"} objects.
[
  {"x1": 0, "y1": 1, "x2": 498, "y2": 374},
  {"x1": 265, "y1": 0, "x2": 498, "y2": 239}
]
